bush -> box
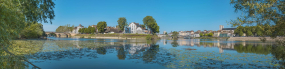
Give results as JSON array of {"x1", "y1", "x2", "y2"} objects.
[
  {"x1": 146, "y1": 35, "x2": 152, "y2": 40},
  {"x1": 20, "y1": 23, "x2": 45, "y2": 39}
]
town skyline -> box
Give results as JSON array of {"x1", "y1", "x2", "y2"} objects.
[{"x1": 42, "y1": 0, "x2": 241, "y2": 34}]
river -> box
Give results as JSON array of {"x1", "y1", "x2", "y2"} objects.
[{"x1": 1, "y1": 37, "x2": 284, "y2": 69}]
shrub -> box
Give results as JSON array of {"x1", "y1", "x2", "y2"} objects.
[{"x1": 146, "y1": 35, "x2": 152, "y2": 40}]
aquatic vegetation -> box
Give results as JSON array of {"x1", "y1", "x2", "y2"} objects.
[{"x1": 166, "y1": 48, "x2": 283, "y2": 68}]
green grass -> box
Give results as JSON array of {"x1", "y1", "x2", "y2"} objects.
[
  {"x1": 194, "y1": 37, "x2": 229, "y2": 39},
  {"x1": 75, "y1": 34, "x2": 158, "y2": 39}
]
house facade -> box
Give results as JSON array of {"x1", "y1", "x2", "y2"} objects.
[
  {"x1": 127, "y1": 22, "x2": 149, "y2": 34},
  {"x1": 128, "y1": 22, "x2": 140, "y2": 33},
  {"x1": 72, "y1": 24, "x2": 84, "y2": 34}
]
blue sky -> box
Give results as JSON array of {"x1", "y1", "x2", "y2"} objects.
[{"x1": 43, "y1": 0, "x2": 240, "y2": 33}]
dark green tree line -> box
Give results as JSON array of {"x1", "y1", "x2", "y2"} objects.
[{"x1": 234, "y1": 25, "x2": 272, "y2": 37}]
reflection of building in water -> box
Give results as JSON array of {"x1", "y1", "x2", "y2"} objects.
[
  {"x1": 167, "y1": 39, "x2": 201, "y2": 46},
  {"x1": 163, "y1": 39, "x2": 167, "y2": 45},
  {"x1": 124, "y1": 43, "x2": 150, "y2": 55}
]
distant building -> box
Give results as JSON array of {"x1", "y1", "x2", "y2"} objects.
[
  {"x1": 104, "y1": 27, "x2": 122, "y2": 34},
  {"x1": 72, "y1": 24, "x2": 84, "y2": 34},
  {"x1": 129, "y1": 22, "x2": 140, "y2": 33},
  {"x1": 128, "y1": 22, "x2": 149, "y2": 34},
  {"x1": 163, "y1": 31, "x2": 167, "y2": 34},
  {"x1": 219, "y1": 25, "x2": 236, "y2": 37}
]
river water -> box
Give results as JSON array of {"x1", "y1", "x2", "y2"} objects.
[{"x1": 1, "y1": 37, "x2": 284, "y2": 69}]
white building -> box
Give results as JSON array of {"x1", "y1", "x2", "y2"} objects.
[
  {"x1": 72, "y1": 24, "x2": 84, "y2": 34},
  {"x1": 163, "y1": 31, "x2": 167, "y2": 34},
  {"x1": 128, "y1": 22, "x2": 140, "y2": 33},
  {"x1": 128, "y1": 22, "x2": 147, "y2": 34}
]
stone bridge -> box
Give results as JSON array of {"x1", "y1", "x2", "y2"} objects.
[{"x1": 45, "y1": 32, "x2": 76, "y2": 37}]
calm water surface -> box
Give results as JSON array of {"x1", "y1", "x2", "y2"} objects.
[{"x1": 1, "y1": 37, "x2": 284, "y2": 69}]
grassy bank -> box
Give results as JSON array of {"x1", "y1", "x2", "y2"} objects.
[
  {"x1": 193, "y1": 37, "x2": 229, "y2": 39},
  {"x1": 75, "y1": 34, "x2": 159, "y2": 39}
]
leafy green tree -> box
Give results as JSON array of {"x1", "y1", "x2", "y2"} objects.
[
  {"x1": 141, "y1": 24, "x2": 146, "y2": 29},
  {"x1": 56, "y1": 26, "x2": 66, "y2": 32},
  {"x1": 84, "y1": 28, "x2": 89, "y2": 34},
  {"x1": 97, "y1": 21, "x2": 107, "y2": 33},
  {"x1": 171, "y1": 31, "x2": 179, "y2": 39},
  {"x1": 0, "y1": 0, "x2": 55, "y2": 68},
  {"x1": 199, "y1": 33, "x2": 204, "y2": 37},
  {"x1": 229, "y1": 0, "x2": 285, "y2": 41},
  {"x1": 251, "y1": 26, "x2": 256, "y2": 36},
  {"x1": 78, "y1": 28, "x2": 82, "y2": 34},
  {"x1": 246, "y1": 30, "x2": 253, "y2": 36},
  {"x1": 90, "y1": 27, "x2": 96, "y2": 34},
  {"x1": 55, "y1": 24, "x2": 74, "y2": 33},
  {"x1": 208, "y1": 33, "x2": 213, "y2": 37},
  {"x1": 117, "y1": 17, "x2": 127, "y2": 31},
  {"x1": 239, "y1": 30, "x2": 244, "y2": 36},
  {"x1": 143, "y1": 16, "x2": 160, "y2": 34},
  {"x1": 20, "y1": 23, "x2": 45, "y2": 38}
]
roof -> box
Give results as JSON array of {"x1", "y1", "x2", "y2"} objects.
[
  {"x1": 129, "y1": 22, "x2": 141, "y2": 27},
  {"x1": 105, "y1": 28, "x2": 122, "y2": 33},
  {"x1": 222, "y1": 28, "x2": 236, "y2": 30},
  {"x1": 194, "y1": 32, "x2": 200, "y2": 34}
]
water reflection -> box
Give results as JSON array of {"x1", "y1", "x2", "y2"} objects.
[{"x1": 1, "y1": 38, "x2": 285, "y2": 69}]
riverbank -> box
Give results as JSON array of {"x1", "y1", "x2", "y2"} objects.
[
  {"x1": 228, "y1": 37, "x2": 284, "y2": 41},
  {"x1": 74, "y1": 34, "x2": 159, "y2": 39},
  {"x1": 160, "y1": 37, "x2": 229, "y2": 40}
]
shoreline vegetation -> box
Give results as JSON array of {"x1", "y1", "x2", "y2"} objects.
[{"x1": 74, "y1": 34, "x2": 160, "y2": 40}]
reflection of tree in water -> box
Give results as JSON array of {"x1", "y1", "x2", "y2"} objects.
[
  {"x1": 0, "y1": 40, "x2": 45, "y2": 69},
  {"x1": 171, "y1": 40, "x2": 179, "y2": 47},
  {"x1": 234, "y1": 44, "x2": 272, "y2": 55},
  {"x1": 233, "y1": 44, "x2": 285, "y2": 68},
  {"x1": 97, "y1": 47, "x2": 107, "y2": 55},
  {"x1": 142, "y1": 44, "x2": 159, "y2": 62},
  {"x1": 128, "y1": 44, "x2": 175, "y2": 66},
  {"x1": 117, "y1": 46, "x2": 126, "y2": 60},
  {"x1": 271, "y1": 46, "x2": 285, "y2": 68}
]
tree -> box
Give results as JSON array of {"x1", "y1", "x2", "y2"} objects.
[
  {"x1": 171, "y1": 31, "x2": 179, "y2": 39},
  {"x1": 229, "y1": 0, "x2": 285, "y2": 41},
  {"x1": 56, "y1": 26, "x2": 66, "y2": 32},
  {"x1": 0, "y1": 0, "x2": 55, "y2": 47},
  {"x1": 141, "y1": 24, "x2": 146, "y2": 29},
  {"x1": 199, "y1": 33, "x2": 204, "y2": 37},
  {"x1": 117, "y1": 17, "x2": 127, "y2": 31},
  {"x1": 90, "y1": 27, "x2": 96, "y2": 34},
  {"x1": 246, "y1": 30, "x2": 253, "y2": 36},
  {"x1": 239, "y1": 30, "x2": 244, "y2": 36},
  {"x1": 208, "y1": 33, "x2": 213, "y2": 37},
  {"x1": 84, "y1": 28, "x2": 89, "y2": 34},
  {"x1": 97, "y1": 21, "x2": 107, "y2": 33},
  {"x1": 78, "y1": 28, "x2": 82, "y2": 34},
  {"x1": 143, "y1": 16, "x2": 160, "y2": 34},
  {"x1": 55, "y1": 24, "x2": 74, "y2": 33},
  {"x1": 20, "y1": 23, "x2": 45, "y2": 38}
]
